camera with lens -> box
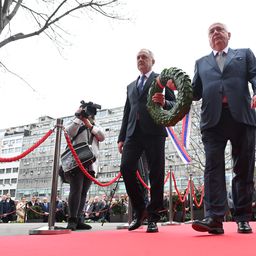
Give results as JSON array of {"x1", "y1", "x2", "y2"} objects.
[{"x1": 75, "y1": 100, "x2": 101, "y2": 118}]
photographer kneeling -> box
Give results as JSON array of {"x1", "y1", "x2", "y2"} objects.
[{"x1": 64, "y1": 101, "x2": 105, "y2": 231}]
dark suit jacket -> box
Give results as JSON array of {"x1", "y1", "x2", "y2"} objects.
[
  {"x1": 0, "y1": 199, "x2": 15, "y2": 214},
  {"x1": 40, "y1": 202, "x2": 50, "y2": 212},
  {"x1": 118, "y1": 71, "x2": 176, "y2": 142},
  {"x1": 193, "y1": 48, "x2": 256, "y2": 131}
]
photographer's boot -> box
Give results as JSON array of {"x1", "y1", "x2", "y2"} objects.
[
  {"x1": 67, "y1": 217, "x2": 77, "y2": 231},
  {"x1": 77, "y1": 217, "x2": 92, "y2": 230}
]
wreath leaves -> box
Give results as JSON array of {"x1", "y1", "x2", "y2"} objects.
[{"x1": 147, "y1": 67, "x2": 193, "y2": 126}]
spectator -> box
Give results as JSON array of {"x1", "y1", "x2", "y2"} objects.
[
  {"x1": 40, "y1": 197, "x2": 50, "y2": 223},
  {"x1": 16, "y1": 197, "x2": 27, "y2": 223},
  {"x1": 0, "y1": 194, "x2": 16, "y2": 223}
]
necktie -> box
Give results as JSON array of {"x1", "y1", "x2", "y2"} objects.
[
  {"x1": 137, "y1": 75, "x2": 146, "y2": 94},
  {"x1": 216, "y1": 51, "x2": 225, "y2": 72}
]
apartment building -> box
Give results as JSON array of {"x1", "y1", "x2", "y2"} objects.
[
  {"x1": 0, "y1": 103, "x2": 234, "y2": 200},
  {"x1": 0, "y1": 126, "x2": 30, "y2": 197}
]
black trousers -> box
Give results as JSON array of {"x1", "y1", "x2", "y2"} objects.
[
  {"x1": 66, "y1": 167, "x2": 92, "y2": 219},
  {"x1": 202, "y1": 107, "x2": 255, "y2": 221},
  {"x1": 120, "y1": 124, "x2": 166, "y2": 222}
]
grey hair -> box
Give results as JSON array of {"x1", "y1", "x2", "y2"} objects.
[
  {"x1": 208, "y1": 22, "x2": 229, "y2": 32},
  {"x1": 139, "y1": 48, "x2": 155, "y2": 60}
]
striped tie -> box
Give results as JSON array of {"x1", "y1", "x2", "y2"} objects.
[{"x1": 137, "y1": 75, "x2": 146, "y2": 94}]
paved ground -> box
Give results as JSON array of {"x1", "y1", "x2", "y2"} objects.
[{"x1": 0, "y1": 222, "x2": 129, "y2": 236}]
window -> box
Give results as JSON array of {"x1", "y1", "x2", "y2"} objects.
[
  {"x1": 12, "y1": 168, "x2": 18, "y2": 173},
  {"x1": 3, "y1": 141, "x2": 8, "y2": 145},
  {"x1": 3, "y1": 189, "x2": 9, "y2": 195},
  {"x1": 11, "y1": 178, "x2": 17, "y2": 184},
  {"x1": 16, "y1": 138, "x2": 22, "y2": 144},
  {"x1": 4, "y1": 179, "x2": 10, "y2": 184},
  {"x1": 6, "y1": 168, "x2": 12, "y2": 174},
  {"x1": 0, "y1": 169, "x2": 4, "y2": 174},
  {"x1": 8, "y1": 148, "x2": 14, "y2": 153},
  {"x1": 10, "y1": 189, "x2": 15, "y2": 197},
  {"x1": 0, "y1": 179, "x2": 3, "y2": 185},
  {"x1": 1, "y1": 149, "x2": 8, "y2": 154}
]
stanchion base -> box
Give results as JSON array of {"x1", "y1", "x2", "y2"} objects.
[
  {"x1": 116, "y1": 223, "x2": 144, "y2": 230},
  {"x1": 184, "y1": 220, "x2": 193, "y2": 224},
  {"x1": 116, "y1": 223, "x2": 129, "y2": 230},
  {"x1": 29, "y1": 226, "x2": 71, "y2": 235},
  {"x1": 161, "y1": 221, "x2": 181, "y2": 226}
]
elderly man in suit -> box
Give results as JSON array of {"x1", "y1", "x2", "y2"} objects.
[
  {"x1": 118, "y1": 48, "x2": 176, "y2": 232},
  {"x1": 192, "y1": 22, "x2": 256, "y2": 234}
]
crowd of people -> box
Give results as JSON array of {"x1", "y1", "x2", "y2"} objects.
[
  {"x1": 3, "y1": 188, "x2": 256, "y2": 226},
  {"x1": 0, "y1": 193, "x2": 130, "y2": 224},
  {"x1": 0, "y1": 194, "x2": 68, "y2": 223}
]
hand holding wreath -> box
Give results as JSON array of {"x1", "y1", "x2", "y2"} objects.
[{"x1": 147, "y1": 67, "x2": 193, "y2": 126}]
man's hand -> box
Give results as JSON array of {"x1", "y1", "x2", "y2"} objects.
[
  {"x1": 166, "y1": 79, "x2": 177, "y2": 90},
  {"x1": 152, "y1": 93, "x2": 165, "y2": 107},
  {"x1": 251, "y1": 95, "x2": 256, "y2": 109},
  {"x1": 118, "y1": 141, "x2": 124, "y2": 154}
]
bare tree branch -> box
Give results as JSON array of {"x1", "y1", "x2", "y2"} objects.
[
  {"x1": 0, "y1": 60, "x2": 37, "y2": 91},
  {"x1": 0, "y1": 0, "x2": 126, "y2": 91},
  {"x1": 0, "y1": 0, "x2": 126, "y2": 48}
]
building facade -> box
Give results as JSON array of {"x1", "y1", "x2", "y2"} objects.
[{"x1": 0, "y1": 103, "x2": 235, "y2": 200}]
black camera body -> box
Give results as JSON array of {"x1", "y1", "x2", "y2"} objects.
[{"x1": 75, "y1": 100, "x2": 101, "y2": 118}]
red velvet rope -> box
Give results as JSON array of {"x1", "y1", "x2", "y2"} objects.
[
  {"x1": 63, "y1": 129, "x2": 121, "y2": 187},
  {"x1": 171, "y1": 172, "x2": 190, "y2": 203},
  {"x1": 135, "y1": 171, "x2": 171, "y2": 191},
  {"x1": 164, "y1": 171, "x2": 170, "y2": 184},
  {"x1": 26, "y1": 206, "x2": 47, "y2": 216},
  {"x1": 136, "y1": 170, "x2": 150, "y2": 191},
  {"x1": 0, "y1": 129, "x2": 54, "y2": 162},
  {"x1": 191, "y1": 181, "x2": 204, "y2": 208},
  {"x1": 0, "y1": 210, "x2": 16, "y2": 218}
]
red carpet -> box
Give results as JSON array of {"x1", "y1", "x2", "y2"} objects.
[{"x1": 2, "y1": 222, "x2": 256, "y2": 256}]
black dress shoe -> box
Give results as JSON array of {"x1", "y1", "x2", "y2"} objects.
[
  {"x1": 146, "y1": 222, "x2": 158, "y2": 233},
  {"x1": 237, "y1": 221, "x2": 252, "y2": 234},
  {"x1": 192, "y1": 217, "x2": 224, "y2": 235},
  {"x1": 76, "y1": 222, "x2": 92, "y2": 230},
  {"x1": 128, "y1": 210, "x2": 147, "y2": 231}
]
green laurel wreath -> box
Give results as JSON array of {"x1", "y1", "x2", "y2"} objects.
[{"x1": 147, "y1": 67, "x2": 193, "y2": 126}]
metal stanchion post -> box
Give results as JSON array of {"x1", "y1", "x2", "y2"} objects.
[
  {"x1": 162, "y1": 166, "x2": 181, "y2": 226},
  {"x1": 29, "y1": 119, "x2": 70, "y2": 235},
  {"x1": 185, "y1": 172, "x2": 194, "y2": 224}
]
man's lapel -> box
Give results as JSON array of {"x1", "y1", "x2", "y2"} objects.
[
  {"x1": 206, "y1": 48, "x2": 236, "y2": 73},
  {"x1": 140, "y1": 72, "x2": 155, "y2": 96},
  {"x1": 223, "y1": 48, "x2": 236, "y2": 71}
]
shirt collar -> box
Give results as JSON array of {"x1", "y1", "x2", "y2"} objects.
[
  {"x1": 213, "y1": 47, "x2": 229, "y2": 56},
  {"x1": 140, "y1": 70, "x2": 153, "y2": 79}
]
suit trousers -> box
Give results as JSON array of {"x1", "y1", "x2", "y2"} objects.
[
  {"x1": 120, "y1": 123, "x2": 166, "y2": 222},
  {"x1": 202, "y1": 106, "x2": 255, "y2": 221}
]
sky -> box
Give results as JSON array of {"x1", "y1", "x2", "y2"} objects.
[{"x1": 1, "y1": 0, "x2": 256, "y2": 129}]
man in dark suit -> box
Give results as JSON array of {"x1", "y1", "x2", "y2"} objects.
[
  {"x1": 0, "y1": 194, "x2": 16, "y2": 223},
  {"x1": 118, "y1": 48, "x2": 176, "y2": 232},
  {"x1": 40, "y1": 197, "x2": 50, "y2": 222},
  {"x1": 192, "y1": 22, "x2": 256, "y2": 234}
]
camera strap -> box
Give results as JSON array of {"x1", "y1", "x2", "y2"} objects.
[
  {"x1": 72, "y1": 125, "x2": 87, "y2": 143},
  {"x1": 67, "y1": 124, "x2": 94, "y2": 149},
  {"x1": 64, "y1": 125, "x2": 86, "y2": 150}
]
